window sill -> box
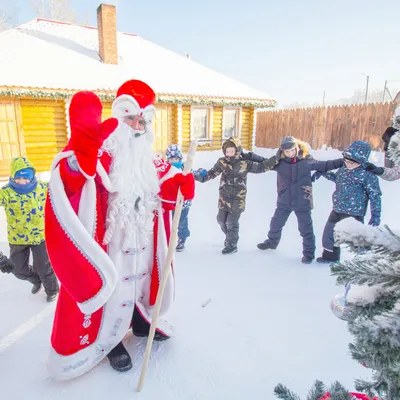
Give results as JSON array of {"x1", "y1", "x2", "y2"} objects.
[{"x1": 196, "y1": 139, "x2": 213, "y2": 146}]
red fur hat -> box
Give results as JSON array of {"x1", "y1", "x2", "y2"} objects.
[{"x1": 112, "y1": 80, "x2": 156, "y2": 119}]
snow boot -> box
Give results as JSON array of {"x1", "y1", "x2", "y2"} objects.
[
  {"x1": 107, "y1": 342, "x2": 132, "y2": 372},
  {"x1": 316, "y1": 257, "x2": 339, "y2": 264},
  {"x1": 131, "y1": 307, "x2": 170, "y2": 341},
  {"x1": 46, "y1": 293, "x2": 58, "y2": 302},
  {"x1": 301, "y1": 256, "x2": 314, "y2": 264},
  {"x1": 222, "y1": 246, "x2": 238, "y2": 255},
  {"x1": 32, "y1": 282, "x2": 42, "y2": 294},
  {"x1": 257, "y1": 240, "x2": 277, "y2": 251},
  {"x1": 176, "y1": 239, "x2": 185, "y2": 252}
]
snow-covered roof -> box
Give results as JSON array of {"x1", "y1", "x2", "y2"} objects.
[{"x1": 0, "y1": 19, "x2": 275, "y2": 106}]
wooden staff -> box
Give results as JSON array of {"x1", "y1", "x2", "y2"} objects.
[{"x1": 137, "y1": 140, "x2": 198, "y2": 392}]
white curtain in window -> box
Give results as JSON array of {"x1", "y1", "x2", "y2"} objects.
[
  {"x1": 223, "y1": 109, "x2": 238, "y2": 138},
  {"x1": 191, "y1": 109, "x2": 209, "y2": 139}
]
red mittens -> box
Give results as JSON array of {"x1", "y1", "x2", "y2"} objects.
[
  {"x1": 160, "y1": 172, "x2": 195, "y2": 211},
  {"x1": 173, "y1": 173, "x2": 195, "y2": 201},
  {"x1": 68, "y1": 91, "x2": 118, "y2": 177}
]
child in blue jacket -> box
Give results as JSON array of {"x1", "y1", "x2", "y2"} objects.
[
  {"x1": 312, "y1": 141, "x2": 382, "y2": 263},
  {"x1": 166, "y1": 144, "x2": 192, "y2": 252}
]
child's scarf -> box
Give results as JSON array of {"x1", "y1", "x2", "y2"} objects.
[{"x1": 8, "y1": 177, "x2": 38, "y2": 194}]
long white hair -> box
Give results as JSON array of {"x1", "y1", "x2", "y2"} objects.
[{"x1": 102, "y1": 122, "x2": 159, "y2": 251}]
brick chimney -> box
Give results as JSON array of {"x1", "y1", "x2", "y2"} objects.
[{"x1": 97, "y1": 4, "x2": 118, "y2": 65}]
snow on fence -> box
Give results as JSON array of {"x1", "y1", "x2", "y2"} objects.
[{"x1": 256, "y1": 102, "x2": 398, "y2": 150}]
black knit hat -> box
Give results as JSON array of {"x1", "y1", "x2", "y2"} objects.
[{"x1": 280, "y1": 136, "x2": 297, "y2": 150}]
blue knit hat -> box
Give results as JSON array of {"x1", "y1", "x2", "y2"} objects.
[
  {"x1": 14, "y1": 167, "x2": 34, "y2": 181},
  {"x1": 166, "y1": 144, "x2": 183, "y2": 160}
]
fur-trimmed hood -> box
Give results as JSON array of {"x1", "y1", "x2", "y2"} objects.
[
  {"x1": 281, "y1": 139, "x2": 310, "y2": 161},
  {"x1": 295, "y1": 140, "x2": 310, "y2": 159},
  {"x1": 222, "y1": 137, "x2": 243, "y2": 155}
]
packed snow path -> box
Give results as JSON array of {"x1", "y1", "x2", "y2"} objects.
[{"x1": 1, "y1": 148, "x2": 393, "y2": 399}]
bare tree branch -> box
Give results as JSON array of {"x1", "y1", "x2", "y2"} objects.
[
  {"x1": 30, "y1": 0, "x2": 46, "y2": 18},
  {"x1": 0, "y1": 0, "x2": 18, "y2": 31},
  {"x1": 30, "y1": 0, "x2": 77, "y2": 23}
]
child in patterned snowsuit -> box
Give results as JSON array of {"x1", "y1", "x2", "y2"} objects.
[
  {"x1": 313, "y1": 141, "x2": 382, "y2": 263},
  {"x1": 0, "y1": 157, "x2": 59, "y2": 301},
  {"x1": 166, "y1": 144, "x2": 192, "y2": 252},
  {"x1": 193, "y1": 137, "x2": 278, "y2": 255}
]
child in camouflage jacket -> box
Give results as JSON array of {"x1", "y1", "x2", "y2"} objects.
[
  {"x1": 0, "y1": 157, "x2": 59, "y2": 301},
  {"x1": 312, "y1": 141, "x2": 382, "y2": 263},
  {"x1": 193, "y1": 137, "x2": 278, "y2": 255}
]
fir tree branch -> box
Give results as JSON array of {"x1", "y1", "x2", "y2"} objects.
[
  {"x1": 274, "y1": 384, "x2": 302, "y2": 400},
  {"x1": 327, "y1": 381, "x2": 351, "y2": 399},
  {"x1": 335, "y1": 223, "x2": 400, "y2": 254},
  {"x1": 331, "y1": 258, "x2": 400, "y2": 292},
  {"x1": 348, "y1": 292, "x2": 398, "y2": 320},
  {"x1": 349, "y1": 339, "x2": 400, "y2": 372},
  {"x1": 354, "y1": 373, "x2": 386, "y2": 399},
  {"x1": 349, "y1": 306, "x2": 400, "y2": 350},
  {"x1": 307, "y1": 380, "x2": 327, "y2": 400}
]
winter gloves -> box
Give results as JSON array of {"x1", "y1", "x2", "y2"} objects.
[
  {"x1": 368, "y1": 214, "x2": 381, "y2": 227},
  {"x1": 0, "y1": 252, "x2": 14, "y2": 274},
  {"x1": 193, "y1": 168, "x2": 208, "y2": 180},
  {"x1": 241, "y1": 152, "x2": 266, "y2": 163},
  {"x1": 365, "y1": 162, "x2": 385, "y2": 176},
  {"x1": 276, "y1": 149, "x2": 284, "y2": 159},
  {"x1": 311, "y1": 171, "x2": 324, "y2": 182},
  {"x1": 68, "y1": 91, "x2": 119, "y2": 177}
]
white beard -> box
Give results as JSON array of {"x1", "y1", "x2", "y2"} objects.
[{"x1": 102, "y1": 122, "x2": 160, "y2": 251}]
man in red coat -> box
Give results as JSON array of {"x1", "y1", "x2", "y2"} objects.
[{"x1": 44, "y1": 80, "x2": 195, "y2": 380}]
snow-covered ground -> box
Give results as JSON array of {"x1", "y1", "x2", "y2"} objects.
[{"x1": 0, "y1": 147, "x2": 395, "y2": 399}]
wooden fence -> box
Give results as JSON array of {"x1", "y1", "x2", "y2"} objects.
[{"x1": 255, "y1": 102, "x2": 398, "y2": 150}]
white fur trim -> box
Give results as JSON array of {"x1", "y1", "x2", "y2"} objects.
[
  {"x1": 96, "y1": 160, "x2": 114, "y2": 193},
  {"x1": 160, "y1": 199, "x2": 176, "y2": 204},
  {"x1": 49, "y1": 166, "x2": 118, "y2": 314},
  {"x1": 78, "y1": 179, "x2": 97, "y2": 237},
  {"x1": 112, "y1": 95, "x2": 155, "y2": 123},
  {"x1": 78, "y1": 166, "x2": 95, "y2": 180},
  {"x1": 159, "y1": 165, "x2": 179, "y2": 186},
  {"x1": 51, "y1": 150, "x2": 74, "y2": 172}
]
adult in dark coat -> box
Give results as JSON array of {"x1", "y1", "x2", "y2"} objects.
[{"x1": 249, "y1": 136, "x2": 343, "y2": 264}]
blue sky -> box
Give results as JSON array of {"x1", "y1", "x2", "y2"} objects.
[{"x1": 8, "y1": 0, "x2": 400, "y2": 105}]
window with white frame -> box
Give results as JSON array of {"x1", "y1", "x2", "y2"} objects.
[
  {"x1": 223, "y1": 108, "x2": 240, "y2": 138},
  {"x1": 191, "y1": 108, "x2": 210, "y2": 140}
]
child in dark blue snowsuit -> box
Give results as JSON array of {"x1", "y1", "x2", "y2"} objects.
[
  {"x1": 253, "y1": 136, "x2": 344, "y2": 264},
  {"x1": 313, "y1": 140, "x2": 382, "y2": 263},
  {"x1": 166, "y1": 144, "x2": 192, "y2": 252}
]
